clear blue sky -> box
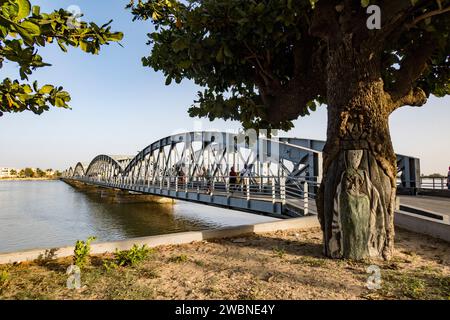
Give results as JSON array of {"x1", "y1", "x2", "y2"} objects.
[{"x1": 0, "y1": 0, "x2": 449, "y2": 174}]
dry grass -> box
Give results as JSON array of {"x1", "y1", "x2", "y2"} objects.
[{"x1": 0, "y1": 227, "x2": 449, "y2": 300}]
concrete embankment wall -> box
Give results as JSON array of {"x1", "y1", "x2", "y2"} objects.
[
  {"x1": 395, "y1": 211, "x2": 450, "y2": 242},
  {"x1": 0, "y1": 216, "x2": 319, "y2": 265}
]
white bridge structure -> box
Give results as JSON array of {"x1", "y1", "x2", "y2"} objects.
[{"x1": 62, "y1": 131, "x2": 420, "y2": 218}]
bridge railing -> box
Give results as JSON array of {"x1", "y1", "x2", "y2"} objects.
[
  {"x1": 70, "y1": 174, "x2": 318, "y2": 215},
  {"x1": 397, "y1": 177, "x2": 450, "y2": 190}
]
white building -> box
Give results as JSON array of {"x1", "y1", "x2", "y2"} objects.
[{"x1": 0, "y1": 167, "x2": 17, "y2": 178}]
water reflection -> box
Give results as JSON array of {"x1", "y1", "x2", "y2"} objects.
[{"x1": 0, "y1": 181, "x2": 276, "y2": 253}]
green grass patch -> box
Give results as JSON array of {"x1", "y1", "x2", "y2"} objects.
[
  {"x1": 381, "y1": 269, "x2": 450, "y2": 300},
  {"x1": 294, "y1": 256, "x2": 328, "y2": 267},
  {"x1": 169, "y1": 254, "x2": 188, "y2": 263},
  {"x1": 272, "y1": 246, "x2": 286, "y2": 259}
]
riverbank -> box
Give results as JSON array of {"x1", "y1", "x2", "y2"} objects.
[{"x1": 0, "y1": 226, "x2": 448, "y2": 300}]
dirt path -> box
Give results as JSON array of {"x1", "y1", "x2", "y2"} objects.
[{"x1": 0, "y1": 227, "x2": 449, "y2": 300}]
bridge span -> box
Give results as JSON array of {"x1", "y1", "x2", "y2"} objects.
[{"x1": 62, "y1": 131, "x2": 427, "y2": 219}]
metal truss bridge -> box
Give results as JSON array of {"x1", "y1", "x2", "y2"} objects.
[{"x1": 62, "y1": 131, "x2": 420, "y2": 218}]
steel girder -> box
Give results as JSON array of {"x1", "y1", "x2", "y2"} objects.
[
  {"x1": 65, "y1": 131, "x2": 421, "y2": 188},
  {"x1": 115, "y1": 132, "x2": 323, "y2": 185}
]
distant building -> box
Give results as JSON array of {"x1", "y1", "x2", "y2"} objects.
[{"x1": 0, "y1": 167, "x2": 17, "y2": 178}]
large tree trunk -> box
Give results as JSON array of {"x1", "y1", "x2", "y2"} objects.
[{"x1": 317, "y1": 37, "x2": 397, "y2": 260}]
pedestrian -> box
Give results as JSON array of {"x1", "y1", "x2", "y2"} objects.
[
  {"x1": 229, "y1": 166, "x2": 237, "y2": 192},
  {"x1": 177, "y1": 168, "x2": 185, "y2": 185},
  {"x1": 447, "y1": 166, "x2": 450, "y2": 190},
  {"x1": 240, "y1": 164, "x2": 250, "y2": 192},
  {"x1": 202, "y1": 167, "x2": 212, "y2": 195}
]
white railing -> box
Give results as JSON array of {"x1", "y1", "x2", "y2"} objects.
[{"x1": 69, "y1": 174, "x2": 316, "y2": 215}]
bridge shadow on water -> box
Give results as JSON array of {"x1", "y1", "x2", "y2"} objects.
[{"x1": 65, "y1": 183, "x2": 222, "y2": 242}]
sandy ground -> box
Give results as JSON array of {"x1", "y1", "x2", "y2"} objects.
[{"x1": 0, "y1": 227, "x2": 449, "y2": 300}]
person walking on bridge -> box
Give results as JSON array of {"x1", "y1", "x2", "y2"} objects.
[
  {"x1": 229, "y1": 166, "x2": 237, "y2": 193},
  {"x1": 447, "y1": 166, "x2": 450, "y2": 190},
  {"x1": 240, "y1": 164, "x2": 252, "y2": 194}
]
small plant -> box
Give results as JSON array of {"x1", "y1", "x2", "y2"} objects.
[
  {"x1": 169, "y1": 254, "x2": 188, "y2": 263},
  {"x1": 36, "y1": 248, "x2": 58, "y2": 265},
  {"x1": 103, "y1": 260, "x2": 119, "y2": 272},
  {"x1": 294, "y1": 256, "x2": 327, "y2": 267},
  {"x1": 0, "y1": 270, "x2": 9, "y2": 291},
  {"x1": 0, "y1": 270, "x2": 10, "y2": 294},
  {"x1": 113, "y1": 244, "x2": 152, "y2": 267},
  {"x1": 73, "y1": 236, "x2": 96, "y2": 268},
  {"x1": 194, "y1": 259, "x2": 205, "y2": 267},
  {"x1": 272, "y1": 246, "x2": 286, "y2": 258}
]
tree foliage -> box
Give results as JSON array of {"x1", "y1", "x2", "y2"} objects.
[
  {"x1": 127, "y1": 0, "x2": 449, "y2": 130},
  {"x1": 23, "y1": 167, "x2": 33, "y2": 177},
  {"x1": 0, "y1": 0, "x2": 123, "y2": 116}
]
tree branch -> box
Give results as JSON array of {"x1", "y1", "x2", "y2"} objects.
[
  {"x1": 388, "y1": 33, "x2": 436, "y2": 103},
  {"x1": 406, "y1": 6, "x2": 450, "y2": 29},
  {"x1": 389, "y1": 87, "x2": 427, "y2": 112}
]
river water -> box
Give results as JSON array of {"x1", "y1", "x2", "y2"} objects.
[{"x1": 0, "y1": 180, "x2": 277, "y2": 253}]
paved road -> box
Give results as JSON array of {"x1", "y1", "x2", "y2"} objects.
[{"x1": 399, "y1": 195, "x2": 450, "y2": 218}]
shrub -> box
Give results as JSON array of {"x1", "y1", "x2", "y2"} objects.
[
  {"x1": 73, "y1": 236, "x2": 96, "y2": 268},
  {"x1": 113, "y1": 244, "x2": 152, "y2": 267}
]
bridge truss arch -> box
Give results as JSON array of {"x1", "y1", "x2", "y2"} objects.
[
  {"x1": 84, "y1": 155, "x2": 132, "y2": 180},
  {"x1": 118, "y1": 131, "x2": 323, "y2": 186},
  {"x1": 72, "y1": 162, "x2": 86, "y2": 178}
]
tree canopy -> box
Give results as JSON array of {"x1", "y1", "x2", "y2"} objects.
[
  {"x1": 127, "y1": 0, "x2": 449, "y2": 130},
  {"x1": 0, "y1": 0, "x2": 123, "y2": 116}
]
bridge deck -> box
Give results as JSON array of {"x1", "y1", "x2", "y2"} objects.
[{"x1": 399, "y1": 195, "x2": 450, "y2": 218}]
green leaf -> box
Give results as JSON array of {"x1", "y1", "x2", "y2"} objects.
[
  {"x1": 79, "y1": 40, "x2": 89, "y2": 52},
  {"x1": 54, "y1": 97, "x2": 65, "y2": 107},
  {"x1": 108, "y1": 32, "x2": 123, "y2": 41},
  {"x1": 57, "y1": 40, "x2": 67, "y2": 52},
  {"x1": 22, "y1": 84, "x2": 32, "y2": 94},
  {"x1": 13, "y1": 20, "x2": 40, "y2": 45},
  {"x1": 16, "y1": 0, "x2": 31, "y2": 20},
  {"x1": 171, "y1": 38, "x2": 188, "y2": 53},
  {"x1": 39, "y1": 85, "x2": 53, "y2": 94},
  {"x1": 32, "y1": 5, "x2": 40, "y2": 16},
  {"x1": 178, "y1": 60, "x2": 192, "y2": 69}
]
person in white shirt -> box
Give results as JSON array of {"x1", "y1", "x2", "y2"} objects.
[
  {"x1": 240, "y1": 164, "x2": 249, "y2": 192},
  {"x1": 239, "y1": 164, "x2": 248, "y2": 177}
]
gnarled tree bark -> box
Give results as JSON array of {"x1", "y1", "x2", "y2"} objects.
[{"x1": 317, "y1": 37, "x2": 397, "y2": 260}]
